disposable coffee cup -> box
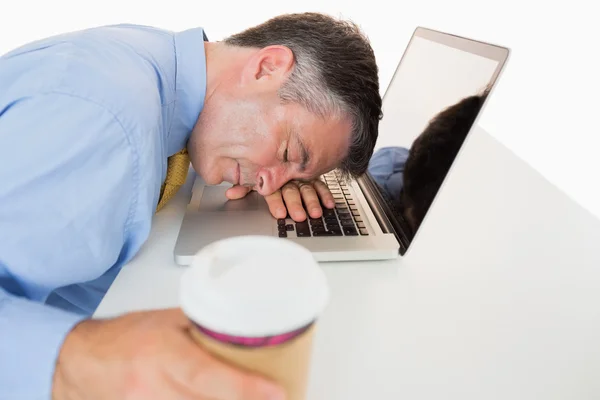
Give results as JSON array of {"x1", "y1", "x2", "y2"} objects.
[{"x1": 179, "y1": 235, "x2": 329, "y2": 400}]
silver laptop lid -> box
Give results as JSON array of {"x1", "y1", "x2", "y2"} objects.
[{"x1": 362, "y1": 26, "x2": 509, "y2": 254}]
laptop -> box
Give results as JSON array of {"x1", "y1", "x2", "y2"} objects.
[{"x1": 173, "y1": 26, "x2": 510, "y2": 264}]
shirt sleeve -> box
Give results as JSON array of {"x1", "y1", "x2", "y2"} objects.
[
  {"x1": 368, "y1": 146, "x2": 410, "y2": 200},
  {"x1": 0, "y1": 92, "x2": 136, "y2": 399}
]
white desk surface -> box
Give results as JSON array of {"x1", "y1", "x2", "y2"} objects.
[{"x1": 95, "y1": 126, "x2": 600, "y2": 399}]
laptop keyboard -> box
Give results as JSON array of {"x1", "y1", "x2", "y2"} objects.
[{"x1": 277, "y1": 171, "x2": 369, "y2": 238}]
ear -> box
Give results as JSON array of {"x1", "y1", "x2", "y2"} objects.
[{"x1": 241, "y1": 45, "x2": 294, "y2": 88}]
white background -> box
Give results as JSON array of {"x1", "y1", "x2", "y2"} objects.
[{"x1": 2, "y1": 0, "x2": 598, "y2": 219}]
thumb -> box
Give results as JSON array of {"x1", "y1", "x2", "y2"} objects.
[{"x1": 226, "y1": 185, "x2": 252, "y2": 200}]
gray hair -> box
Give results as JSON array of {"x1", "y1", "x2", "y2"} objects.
[{"x1": 224, "y1": 12, "x2": 382, "y2": 178}]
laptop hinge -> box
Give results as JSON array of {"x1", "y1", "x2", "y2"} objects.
[{"x1": 356, "y1": 173, "x2": 411, "y2": 254}]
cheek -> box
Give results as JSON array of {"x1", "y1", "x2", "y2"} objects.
[{"x1": 241, "y1": 132, "x2": 280, "y2": 165}]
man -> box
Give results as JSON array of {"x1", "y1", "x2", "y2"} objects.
[
  {"x1": 0, "y1": 13, "x2": 382, "y2": 400},
  {"x1": 368, "y1": 91, "x2": 487, "y2": 234}
]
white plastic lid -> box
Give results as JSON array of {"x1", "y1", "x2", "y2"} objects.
[{"x1": 179, "y1": 235, "x2": 330, "y2": 337}]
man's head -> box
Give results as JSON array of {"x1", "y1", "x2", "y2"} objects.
[
  {"x1": 188, "y1": 12, "x2": 382, "y2": 196},
  {"x1": 400, "y1": 89, "x2": 489, "y2": 232}
]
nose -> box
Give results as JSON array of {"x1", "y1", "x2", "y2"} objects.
[{"x1": 255, "y1": 168, "x2": 288, "y2": 196}]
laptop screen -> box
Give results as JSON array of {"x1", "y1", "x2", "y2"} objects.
[{"x1": 365, "y1": 27, "x2": 509, "y2": 253}]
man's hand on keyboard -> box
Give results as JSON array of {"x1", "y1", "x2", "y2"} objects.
[{"x1": 225, "y1": 179, "x2": 335, "y2": 222}]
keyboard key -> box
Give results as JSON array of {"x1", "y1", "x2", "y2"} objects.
[
  {"x1": 349, "y1": 205, "x2": 359, "y2": 210},
  {"x1": 352, "y1": 210, "x2": 361, "y2": 217},
  {"x1": 286, "y1": 224, "x2": 294, "y2": 231},
  {"x1": 295, "y1": 221, "x2": 311, "y2": 237},
  {"x1": 323, "y1": 209, "x2": 336, "y2": 217},
  {"x1": 313, "y1": 230, "x2": 340, "y2": 236},
  {"x1": 357, "y1": 222, "x2": 366, "y2": 228},
  {"x1": 359, "y1": 228, "x2": 369, "y2": 235},
  {"x1": 340, "y1": 219, "x2": 355, "y2": 227},
  {"x1": 277, "y1": 219, "x2": 286, "y2": 226},
  {"x1": 354, "y1": 216, "x2": 363, "y2": 222},
  {"x1": 326, "y1": 223, "x2": 340, "y2": 231},
  {"x1": 343, "y1": 227, "x2": 358, "y2": 236},
  {"x1": 347, "y1": 200, "x2": 356, "y2": 205},
  {"x1": 279, "y1": 230, "x2": 287, "y2": 237}
]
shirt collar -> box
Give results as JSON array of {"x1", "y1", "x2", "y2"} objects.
[{"x1": 168, "y1": 27, "x2": 208, "y2": 156}]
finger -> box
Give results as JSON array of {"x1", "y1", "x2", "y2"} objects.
[
  {"x1": 226, "y1": 185, "x2": 252, "y2": 200},
  {"x1": 177, "y1": 338, "x2": 286, "y2": 400},
  {"x1": 281, "y1": 183, "x2": 306, "y2": 222},
  {"x1": 263, "y1": 190, "x2": 288, "y2": 219},
  {"x1": 297, "y1": 183, "x2": 322, "y2": 219},
  {"x1": 313, "y1": 180, "x2": 335, "y2": 209}
]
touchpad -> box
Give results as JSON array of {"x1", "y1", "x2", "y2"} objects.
[{"x1": 198, "y1": 186, "x2": 267, "y2": 212}]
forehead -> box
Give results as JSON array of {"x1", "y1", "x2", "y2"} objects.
[{"x1": 284, "y1": 103, "x2": 352, "y2": 176}]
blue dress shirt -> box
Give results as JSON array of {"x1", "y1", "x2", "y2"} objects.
[
  {"x1": 0, "y1": 24, "x2": 207, "y2": 399},
  {"x1": 368, "y1": 146, "x2": 410, "y2": 200}
]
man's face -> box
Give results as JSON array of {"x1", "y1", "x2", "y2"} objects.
[{"x1": 188, "y1": 46, "x2": 352, "y2": 196}]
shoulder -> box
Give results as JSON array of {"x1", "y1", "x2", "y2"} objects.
[
  {"x1": 368, "y1": 146, "x2": 410, "y2": 198},
  {"x1": 374, "y1": 146, "x2": 410, "y2": 160},
  {"x1": 369, "y1": 146, "x2": 410, "y2": 171},
  {"x1": 1, "y1": 24, "x2": 175, "y2": 132}
]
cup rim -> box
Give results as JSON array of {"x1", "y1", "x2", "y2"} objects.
[{"x1": 179, "y1": 235, "x2": 330, "y2": 337}]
